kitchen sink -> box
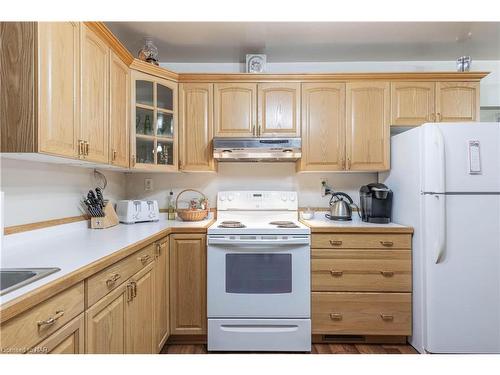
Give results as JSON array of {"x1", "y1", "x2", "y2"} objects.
[{"x1": 0, "y1": 268, "x2": 61, "y2": 296}]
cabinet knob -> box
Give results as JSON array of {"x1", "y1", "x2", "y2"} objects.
[
  {"x1": 380, "y1": 241, "x2": 394, "y2": 247},
  {"x1": 329, "y1": 240, "x2": 343, "y2": 246},
  {"x1": 139, "y1": 254, "x2": 151, "y2": 264},
  {"x1": 380, "y1": 271, "x2": 395, "y2": 277},
  {"x1": 436, "y1": 112, "x2": 442, "y2": 122},
  {"x1": 329, "y1": 313, "x2": 343, "y2": 321},
  {"x1": 112, "y1": 149, "x2": 117, "y2": 161},
  {"x1": 380, "y1": 313, "x2": 394, "y2": 322},
  {"x1": 106, "y1": 273, "x2": 121, "y2": 287},
  {"x1": 330, "y1": 270, "x2": 343, "y2": 277},
  {"x1": 37, "y1": 310, "x2": 64, "y2": 329}
]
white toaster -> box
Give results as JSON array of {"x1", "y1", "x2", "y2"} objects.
[{"x1": 116, "y1": 200, "x2": 160, "y2": 224}]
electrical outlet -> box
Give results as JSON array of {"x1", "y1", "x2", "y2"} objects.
[
  {"x1": 144, "y1": 178, "x2": 153, "y2": 191},
  {"x1": 320, "y1": 178, "x2": 332, "y2": 197}
]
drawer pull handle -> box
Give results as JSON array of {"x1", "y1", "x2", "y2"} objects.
[
  {"x1": 380, "y1": 314, "x2": 394, "y2": 321},
  {"x1": 330, "y1": 270, "x2": 343, "y2": 277},
  {"x1": 37, "y1": 310, "x2": 64, "y2": 328},
  {"x1": 380, "y1": 241, "x2": 394, "y2": 247},
  {"x1": 131, "y1": 281, "x2": 137, "y2": 298},
  {"x1": 329, "y1": 313, "x2": 343, "y2": 321},
  {"x1": 139, "y1": 254, "x2": 151, "y2": 264},
  {"x1": 380, "y1": 271, "x2": 394, "y2": 277},
  {"x1": 127, "y1": 283, "x2": 134, "y2": 302},
  {"x1": 329, "y1": 240, "x2": 343, "y2": 246},
  {"x1": 106, "y1": 273, "x2": 121, "y2": 287}
]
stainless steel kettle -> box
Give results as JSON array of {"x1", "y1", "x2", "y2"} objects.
[{"x1": 327, "y1": 192, "x2": 354, "y2": 221}]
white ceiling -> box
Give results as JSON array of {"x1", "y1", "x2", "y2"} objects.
[{"x1": 106, "y1": 22, "x2": 500, "y2": 63}]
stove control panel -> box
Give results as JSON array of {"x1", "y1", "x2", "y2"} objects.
[{"x1": 217, "y1": 191, "x2": 298, "y2": 211}]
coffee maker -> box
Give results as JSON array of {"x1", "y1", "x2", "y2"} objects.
[{"x1": 359, "y1": 183, "x2": 393, "y2": 224}]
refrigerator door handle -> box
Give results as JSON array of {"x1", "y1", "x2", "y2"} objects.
[{"x1": 434, "y1": 194, "x2": 446, "y2": 264}]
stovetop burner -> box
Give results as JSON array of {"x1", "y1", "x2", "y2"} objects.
[
  {"x1": 218, "y1": 220, "x2": 246, "y2": 228},
  {"x1": 269, "y1": 221, "x2": 300, "y2": 228}
]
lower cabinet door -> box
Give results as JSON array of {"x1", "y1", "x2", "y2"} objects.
[
  {"x1": 32, "y1": 313, "x2": 85, "y2": 354},
  {"x1": 86, "y1": 282, "x2": 128, "y2": 354},
  {"x1": 126, "y1": 262, "x2": 155, "y2": 354},
  {"x1": 312, "y1": 292, "x2": 411, "y2": 336},
  {"x1": 154, "y1": 237, "x2": 170, "y2": 352}
]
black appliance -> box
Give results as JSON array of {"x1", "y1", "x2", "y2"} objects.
[{"x1": 359, "y1": 183, "x2": 393, "y2": 224}]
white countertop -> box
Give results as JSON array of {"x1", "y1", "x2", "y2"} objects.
[
  {"x1": 300, "y1": 211, "x2": 408, "y2": 228},
  {"x1": 0, "y1": 214, "x2": 213, "y2": 306}
]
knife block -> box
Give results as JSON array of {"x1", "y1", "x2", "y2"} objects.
[{"x1": 90, "y1": 202, "x2": 119, "y2": 229}]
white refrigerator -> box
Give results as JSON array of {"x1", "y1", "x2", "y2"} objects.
[{"x1": 380, "y1": 122, "x2": 500, "y2": 354}]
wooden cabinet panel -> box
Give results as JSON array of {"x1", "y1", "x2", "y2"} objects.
[
  {"x1": 154, "y1": 237, "x2": 170, "y2": 352},
  {"x1": 391, "y1": 82, "x2": 435, "y2": 126},
  {"x1": 0, "y1": 282, "x2": 84, "y2": 353},
  {"x1": 85, "y1": 282, "x2": 128, "y2": 354},
  {"x1": 33, "y1": 313, "x2": 85, "y2": 354},
  {"x1": 312, "y1": 250, "x2": 412, "y2": 292},
  {"x1": 311, "y1": 233, "x2": 411, "y2": 249},
  {"x1": 299, "y1": 82, "x2": 345, "y2": 171},
  {"x1": 81, "y1": 24, "x2": 109, "y2": 163},
  {"x1": 126, "y1": 263, "x2": 155, "y2": 354},
  {"x1": 179, "y1": 83, "x2": 215, "y2": 171},
  {"x1": 312, "y1": 292, "x2": 411, "y2": 335},
  {"x1": 258, "y1": 82, "x2": 300, "y2": 137},
  {"x1": 86, "y1": 243, "x2": 155, "y2": 307},
  {"x1": 214, "y1": 83, "x2": 256, "y2": 137},
  {"x1": 436, "y1": 81, "x2": 480, "y2": 122},
  {"x1": 170, "y1": 234, "x2": 207, "y2": 335},
  {"x1": 38, "y1": 22, "x2": 80, "y2": 158},
  {"x1": 109, "y1": 50, "x2": 130, "y2": 167},
  {"x1": 346, "y1": 82, "x2": 390, "y2": 171}
]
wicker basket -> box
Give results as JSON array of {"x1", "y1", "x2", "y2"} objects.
[{"x1": 175, "y1": 189, "x2": 209, "y2": 221}]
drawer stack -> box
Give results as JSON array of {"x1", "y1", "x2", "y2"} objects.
[{"x1": 311, "y1": 232, "x2": 412, "y2": 342}]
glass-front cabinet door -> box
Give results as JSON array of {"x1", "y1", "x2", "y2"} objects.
[{"x1": 131, "y1": 71, "x2": 177, "y2": 170}]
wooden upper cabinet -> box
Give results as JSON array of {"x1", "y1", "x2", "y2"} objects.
[
  {"x1": 258, "y1": 82, "x2": 300, "y2": 137},
  {"x1": 109, "y1": 51, "x2": 130, "y2": 168},
  {"x1": 80, "y1": 24, "x2": 109, "y2": 163},
  {"x1": 170, "y1": 234, "x2": 207, "y2": 335},
  {"x1": 214, "y1": 83, "x2": 256, "y2": 137},
  {"x1": 436, "y1": 81, "x2": 480, "y2": 122},
  {"x1": 299, "y1": 83, "x2": 346, "y2": 171},
  {"x1": 390, "y1": 82, "x2": 435, "y2": 126},
  {"x1": 38, "y1": 22, "x2": 80, "y2": 158},
  {"x1": 346, "y1": 82, "x2": 390, "y2": 171},
  {"x1": 179, "y1": 83, "x2": 215, "y2": 171}
]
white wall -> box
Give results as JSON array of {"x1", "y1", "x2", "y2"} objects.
[
  {"x1": 125, "y1": 163, "x2": 377, "y2": 209},
  {"x1": 161, "y1": 60, "x2": 500, "y2": 106},
  {"x1": 0, "y1": 158, "x2": 127, "y2": 227}
]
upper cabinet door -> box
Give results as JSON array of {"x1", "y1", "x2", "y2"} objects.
[
  {"x1": 346, "y1": 82, "x2": 390, "y2": 171},
  {"x1": 299, "y1": 83, "x2": 346, "y2": 171},
  {"x1": 390, "y1": 82, "x2": 435, "y2": 126},
  {"x1": 109, "y1": 51, "x2": 130, "y2": 168},
  {"x1": 258, "y1": 82, "x2": 301, "y2": 137},
  {"x1": 81, "y1": 24, "x2": 109, "y2": 163},
  {"x1": 179, "y1": 83, "x2": 215, "y2": 171},
  {"x1": 38, "y1": 22, "x2": 80, "y2": 158},
  {"x1": 214, "y1": 83, "x2": 256, "y2": 137},
  {"x1": 436, "y1": 81, "x2": 480, "y2": 122}
]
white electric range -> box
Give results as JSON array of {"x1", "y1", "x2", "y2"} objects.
[{"x1": 207, "y1": 191, "x2": 311, "y2": 352}]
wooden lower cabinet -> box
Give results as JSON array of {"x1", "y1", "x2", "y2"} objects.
[
  {"x1": 312, "y1": 292, "x2": 412, "y2": 336},
  {"x1": 170, "y1": 234, "x2": 207, "y2": 335},
  {"x1": 86, "y1": 262, "x2": 155, "y2": 354},
  {"x1": 33, "y1": 313, "x2": 85, "y2": 354},
  {"x1": 154, "y1": 237, "x2": 170, "y2": 352}
]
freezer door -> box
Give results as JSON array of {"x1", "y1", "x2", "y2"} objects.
[
  {"x1": 423, "y1": 193, "x2": 500, "y2": 353},
  {"x1": 422, "y1": 123, "x2": 500, "y2": 193}
]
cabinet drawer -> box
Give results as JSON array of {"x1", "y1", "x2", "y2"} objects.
[
  {"x1": 86, "y1": 243, "x2": 155, "y2": 307},
  {"x1": 312, "y1": 249, "x2": 411, "y2": 292},
  {"x1": 0, "y1": 282, "x2": 84, "y2": 353},
  {"x1": 311, "y1": 233, "x2": 411, "y2": 249},
  {"x1": 312, "y1": 292, "x2": 411, "y2": 336}
]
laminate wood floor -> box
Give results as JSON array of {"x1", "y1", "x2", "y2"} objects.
[{"x1": 161, "y1": 344, "x2": 418, "y2": 354}]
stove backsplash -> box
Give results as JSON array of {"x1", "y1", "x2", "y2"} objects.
[{"x1": 126, "y1": 163, "x2": 376, "y2": 210}]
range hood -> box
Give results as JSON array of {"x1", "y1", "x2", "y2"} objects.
[{"x1": 213, "y1": 138, "x2": 301, "y2": 162}]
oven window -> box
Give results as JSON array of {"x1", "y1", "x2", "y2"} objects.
[{"x1": 225, "y1": 253, "x2": 292, "y2": 294}]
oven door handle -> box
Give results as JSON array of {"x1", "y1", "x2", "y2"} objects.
[{"x1": 208, "y1": 238, "x2": 310, "y2": 246}]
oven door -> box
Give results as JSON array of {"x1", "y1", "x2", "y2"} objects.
[{"x1": 207, "y1": 235, "x2": 310, "y2": 318}]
